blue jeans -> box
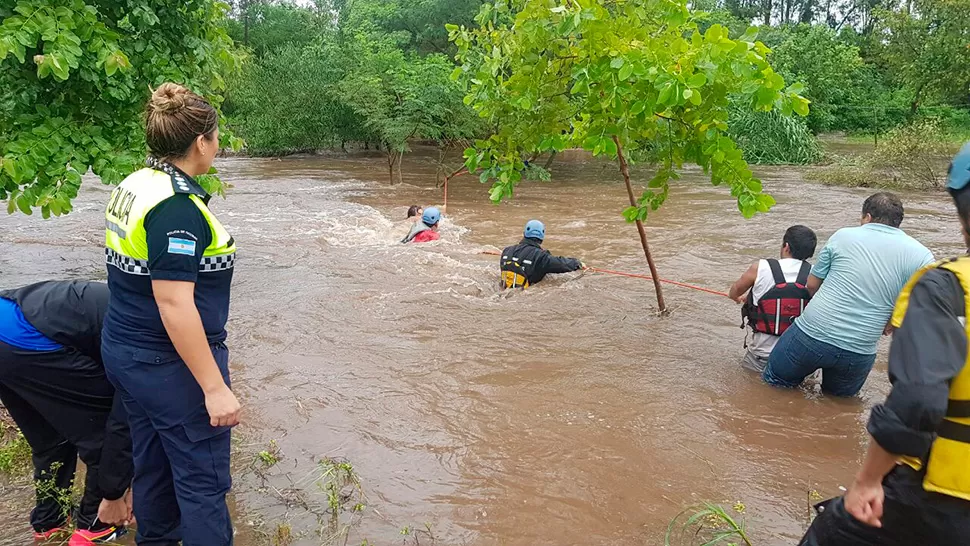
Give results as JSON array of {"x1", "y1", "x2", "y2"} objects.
[{"x1": 763, "y1": 323, "x2": 876, "y2": 397}]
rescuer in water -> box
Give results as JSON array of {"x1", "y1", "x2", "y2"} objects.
[
  {"x1": 500, "y1": 220, "x2": 584, "y2": 289},
  {"x1": 402, "y1": 207, "x2": 441, "y2": 243}
]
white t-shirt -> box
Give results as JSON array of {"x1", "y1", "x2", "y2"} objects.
[{"x1": 748, "y1": 258, "x2": 808, "y2": 359}]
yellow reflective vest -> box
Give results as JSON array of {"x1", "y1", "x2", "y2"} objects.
[
  {"x1": 892, "y1": 255, "x2": 970, "y2": 501},
  {"x1": 104, "y1": 165, "x2": 235, "y2": 275}
]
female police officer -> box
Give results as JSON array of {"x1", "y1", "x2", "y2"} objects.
[{"x1": 101, "y1": 83, "x2": 240, "y2": 545}]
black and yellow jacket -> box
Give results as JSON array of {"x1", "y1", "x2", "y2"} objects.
[{"x1": 500, "y1": 237, "x2": 581, "y2": 289}]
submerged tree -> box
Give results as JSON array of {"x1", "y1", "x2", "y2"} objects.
[{"x1": 449, "y1": 0, "x2": 809, "y2": 312}]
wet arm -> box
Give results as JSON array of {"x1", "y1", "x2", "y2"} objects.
[
  {"x1": 866, "y1": 269, "x2": 966, "y2": 463},
  {"x1": 541, "y1": 251, "x2": 582, "y2": 274},
  {"x1": 729, "y1": 262, "x2": 758, "y2": 302},
  {"x1": 807, "y1": 274, "x2": 823, "y2": 297}
]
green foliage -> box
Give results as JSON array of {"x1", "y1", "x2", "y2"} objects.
[
  {"x1": 666, "y1": 502, "x2": 752, "y2": 546},
  {"x1": 877, "y1": 0, "x2": 970, "y2": 112},
  {"x1": 0, "y1": 419, "x2": 31, "y2": 476},
  {"x1": 229, "y1": 42, "x2": 363, "y2": 154},
  {"x1": 760, "y1": 24, "x2": 867, "y2": 133},
  {"x1": 728, "y1": 103, "x2": 823, "y2": 164},
  {"x1": 339, "y1": 36, "x2": 480, "y2": 153},
  {"x1": 450, "y1": 0, "x2": 810, "y2": 219},
  {"x1": 228, "y1": 0, "x2": 482, "y2": 177},
  {"x1": 813, "y1": 119, "x2": 955, "y2": 190},
  {"x1": 0, "y1": 0, "x2": 240, "y2": 216},
  {"x1": 338, "y1": 0, "x2": 484, "y2": 56},
  {"x1": 227, "y1": 1, "x2": 328, "y2": 57},
  {"x1": 257, "y1": 439, "x2": 282, "y2": 467}
]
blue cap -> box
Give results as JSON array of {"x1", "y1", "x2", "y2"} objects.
[
  {"x1": 948, "y1": 143, "x2": 970, "y2": 191},
  {"x1": 422, "y1": 207, "x2": 441, "y2": 226},
  {"x1": 524, "y1": 219, "x2": 545, "y2": 240}
]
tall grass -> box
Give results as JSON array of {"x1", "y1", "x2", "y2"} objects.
[
  {"x1": 665, "y1": 502, "x2": 753, "y2": 546},
  {"x1": 728, "y1": 106, "x2": 824, "y2": 165}
]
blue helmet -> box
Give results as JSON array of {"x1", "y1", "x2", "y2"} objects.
[
  {"x1": 524, "y1": 219, "x2": 545, "y2": 240},
  {"x1": 948, "y1": 143, "x2": 970, "y2": 191},
  {"x1": 422, "y1": 207, "x2": 441, "y2": 226}
]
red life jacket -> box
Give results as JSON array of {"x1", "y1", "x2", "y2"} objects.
[{"x1": 742, "y1": 259, "x2": 812, "y2": 336}]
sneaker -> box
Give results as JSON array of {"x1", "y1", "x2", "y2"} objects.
[
  {"x1": 68, "y1": 527, "x2": 127, "y2": 545},
  {"x1": 34, "y1": 527, "x2": 66, "y2": 541}
]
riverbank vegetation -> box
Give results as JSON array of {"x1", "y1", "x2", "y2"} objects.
[
  {"x1": 813, "y1": 119, "x2": 957, "y2": 189},
  {"x1": 3, "y1": 0, "x2": 969, "y2": 214}
]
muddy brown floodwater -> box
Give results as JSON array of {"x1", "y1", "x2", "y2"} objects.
[{"x1": 0, "y1": 146, "x2": 963, "y2": 546}]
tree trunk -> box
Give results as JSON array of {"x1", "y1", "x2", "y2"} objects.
[
  {"x1": 243, "y1": 0, "x2": 250, "y2": 45},
  {"x1": 395, "y1": 151, "x2": 404, "y2": 185},
  {"x1": 386, "y1": 151, "x2": 395, "y2": 185},
  {"x1": 543, "y1": 151, "x2": 558, "y2": 171},
  {"x1": 613, "y1": 136, "x2": 667, "y2": 313},
  {"x1": 910, "y1": 83, "x2": 925, "y2": 115}
]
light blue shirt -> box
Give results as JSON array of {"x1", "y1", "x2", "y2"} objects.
[{"x1": 796, "y1": 223, "x2": 934, "y2": 355}]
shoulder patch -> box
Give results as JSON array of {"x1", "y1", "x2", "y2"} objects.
[{"x1": 167, "y1": 237, "x2": 197, "y2": 256}]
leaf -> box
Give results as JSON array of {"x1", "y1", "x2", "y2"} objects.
[
  {"x1": 611, "y1": 57, "x2": 625, "y2": 69},
  {"x1": 618, "y1": 64, "x2": 633, "y2": 81},
  {"x1": 658, "y1": 83, "x2": 674, "y2": 106},
  {"x1": 683, "y1": 89, "x2": 694, "y2": 100},
  {"x1": 603, "y1": 137, "x2": 618, "y2": 156},
  {"x1": 488, "y1": 184, "x2": 504, "y2": 202},
  {"x1": 16, "y1": 194, "x2": 32, "y2": 215},
  {"x1": 105, "y1": 53, "x2": 118, "y2": 75},
  {"x1": 687, "y1": 73, "x2": 706, "y2": 88},
  {"x1": 689, "y1": 89, "x2": 702, "y2": 105},
  {"x1": 622, "y1": 206, "x2": 639, "y2": 222},
  {"x1": 630, "y1": 101, "x2": 647, "y2": 115}
]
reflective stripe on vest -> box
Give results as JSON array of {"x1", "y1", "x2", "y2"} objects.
[
  {"x1": 501, "y1": 255, "x2": 531, "y2": 289},
  {"x1": 892, "y1": 255, "x2": 970, "y2": 501},
  {"x1": 105, "y1": 167, "x2": 235, "y2": 275}
]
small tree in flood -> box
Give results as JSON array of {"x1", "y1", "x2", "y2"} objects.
[{"x1": 448, "y1": 0, "x2": 809, "y2": 312}]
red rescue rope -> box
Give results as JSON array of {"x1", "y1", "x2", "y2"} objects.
[{"x1": 480, "y1": 250, "x2": 731, "y2": 298}]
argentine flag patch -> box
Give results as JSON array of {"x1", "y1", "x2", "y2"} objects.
[{"x1": 168, "y1": 237, "x2": 197, "y2": 256}]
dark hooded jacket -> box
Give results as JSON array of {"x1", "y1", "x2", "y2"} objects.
[{"x1": 499, "y1": 237, "x2": 582, "y2": 287}]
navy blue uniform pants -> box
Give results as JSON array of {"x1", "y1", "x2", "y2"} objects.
[
  {"x1": 799, "y1": 465, "x2": 970, "y2": 545},
  {"x1": 0, "y1": 340, "x2": 119, "y2": 532},
  {"x1": 103, "y1": 339, "x2": 233, "y2": 546}
]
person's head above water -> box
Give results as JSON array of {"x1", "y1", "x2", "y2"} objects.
[
  {"x1": 947, "y1": 142, "x2": 970, "y2": 250},
  {"x1": 407, "y1": 205, "x2": 423, "y2": 220},
  {"x1": 422, "y1": 207, "x2": 441, "y2": 228},
  {"x1": 781, "y1": 225, "x2": 817, "y2": 260},
  {"x1": 524, "y1": 220, "x2": 545, "y2": 241},
  {"x1": 145, "y1": 83, "x2": 219, "y2": 177},
  {"x1": 861, "y1": 192, "x2": 904, "y2": 228}
]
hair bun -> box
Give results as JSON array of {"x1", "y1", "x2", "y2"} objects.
[{"x1": 150, "y1": 82, "x2": 189, "y2": 114}]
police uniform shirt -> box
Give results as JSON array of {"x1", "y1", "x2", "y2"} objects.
[{"x1": 103, "y1": 166, "x2": 233, "y2": 351}]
